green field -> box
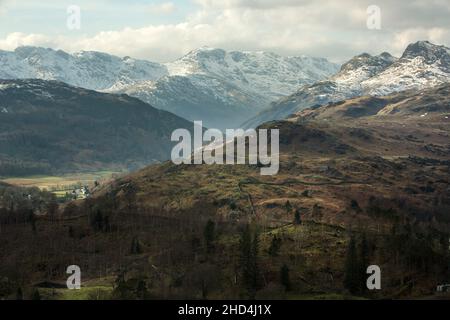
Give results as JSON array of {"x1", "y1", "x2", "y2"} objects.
[{"x1": 1, "y1": 171, "x2": 124, "y2": 194}]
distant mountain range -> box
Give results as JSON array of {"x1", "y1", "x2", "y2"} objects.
[
  {"x1": 0, "y1": 46, "x2": 167, "y2": 90},
  {"x1": 0, "y1": 79, "x2": 192, "y2": 176},
  {"x1": 0, "y1": 46, "x2": 339, "y2": 129},
  {"x1": 244, "y1": 41, "x2": 450, "y2": 128}
]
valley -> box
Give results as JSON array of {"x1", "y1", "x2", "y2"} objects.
[
  {"x1": 1, "y1": 171, "x2": 122, "y2": 198},
  {"x1": 1, "y1": 84, "x2": 449, "y2": 299},
  {"x1": 0, "y1": 46, "x2": 338, "y2": 129},
  {"x1": 0, "y1": 79, "x2": 193, "y2": 177},
  {"x1": 0, "y1": 39, "x2": 450, "y2": 301}
]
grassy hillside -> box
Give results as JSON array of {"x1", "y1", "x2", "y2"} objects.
[
  {"x1": 0, "y1": 79, "x2": 193, "y2": 176},
  {"x1": 1, "y1": 85, "x2": 450, "y2": 299}
]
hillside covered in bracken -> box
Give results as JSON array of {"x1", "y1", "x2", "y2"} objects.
[{"x1": 1, "y1": 84, "x2": 449, "y2": 299}]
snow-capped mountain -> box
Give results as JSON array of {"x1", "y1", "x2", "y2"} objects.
[
  {"x1": 362, "y1": 41, "x2": 450, "y2": 95},
  {"x1": 165, "y1": 47, "x2": 337, "y2": 100},
  {"x1": 107, "y1": 47, "x2": 339, "y2": 128},
  {"x1": 0, "y1": 46, "x2": 168, "y2": 90},
  {"x1": 244, "y1": 41, "x2": 450, "y2": 128},
  {"x1": 0, "y1": 46, "x2": 338, "y2": 129}
]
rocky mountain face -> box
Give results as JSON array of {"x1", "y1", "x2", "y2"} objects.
[
  {"x1": 244, "y1": 41, "x2": 450, "y2": 128},
  {"x1": 0, "y1": 46, "x2": 338, "y2": 129},
  {"x1": 0, "y1": 79, "x2": 192, "y2": 176}
]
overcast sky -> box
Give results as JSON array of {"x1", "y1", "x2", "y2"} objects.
[{"x1": 0, "y1": 0, "x2": 449, "y2": 63}]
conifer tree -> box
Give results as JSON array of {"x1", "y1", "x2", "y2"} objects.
[
  {"x1": 204, "y1": 219, "x2": 215, "y2": 253},
  {"x1": 359, "y1": 233, "x2": 369, "y2": 292},
  {"x1": 294, "y1": 209, "x2": 302, "y2": 225},
  {"x1": 130, "y1": 237, "x2": 142, "y2": 254},
  {"x1": 268, "y1": 235, "x2": 282, "y2": 257},
  {"x1": 344, "y1": 236, "x2": 360, "y2": 294},
  {"x1": 280, "y1": 264, "x2": 291, "y2": 291},
  {"x1": 16, "y1": 287, "x2": 23, "y2": 300},
  {"x1": 31, "y1": 288, "x2": 41, "y2": 300},
  {"x1": 239, "y1": 225, "x2": 261, "y2": 299}
]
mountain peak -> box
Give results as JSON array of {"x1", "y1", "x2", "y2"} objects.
[
  {"x1": 339, "y1": 51, "x2": 396, "y2": 74},
  {"x1": 13, "y1": 45, "x2": 52, "y2": 57},
  {"x1": 378, "y1": 52, "x2": 396, "y2": 62},
  {"x1": 401, "y1": 40, "x2": 450, "y2": 62},
  {"x1": 182, "y1": 47, "x2": 226, "y2": 60},
  {"x1": 0, "y1": 46, "x2": 169, "y2": 90}
]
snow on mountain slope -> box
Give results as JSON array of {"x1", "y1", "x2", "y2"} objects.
[
  {"x1": 0, "y1": 46, "x2": 168, "y2": 90},
  {"x1": 0, "y1": 46, "x2": 338, "y2": 128},
  {"x1": 362, "y1": 41, "x2": 450, "y2": 95},
  {"x1": 244, "y1": 41, "x2": 450, "y2": 128},
  {"x1": 107, "y1": 47, "x2": 339, "y2": 128},
  {"x1": 108, "y1": 75, "x2": 260, "y2": 128},
  {"x1": 288, "y1": 83, "x2": 450, "y2": 122},
  {"x1": 165, "y1": 47, "x2": 338, "y2": 100},
  {"x1": 243, "y1": 51, "x2": 397, "y2": 127}
]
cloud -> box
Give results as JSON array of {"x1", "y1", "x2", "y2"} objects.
[
  {"x1": 0, "y1": 0, "x2": 10, "y2": 15},
  {"x1": 393, "y1": 27, "x2": 450, "y2": 52},
  {"x1": 0, "y1": 32, "x2": 60, "y2": 50},
  {"x1": 0, "y1": 0, "x2": 449, "y2": 62},
  {"x1": 148, "y1": 2, "x2": 176, "y2": 15},
  {"x1": 193, "y1": 0, "x2": 313, "y2": 10}
]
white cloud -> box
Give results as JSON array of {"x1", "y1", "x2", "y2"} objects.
[
  {"x1": 0, "y1": 32, "x2": 59, "y2": 50},
  {"x1": 0, "y1": 0, "x2": 10, "y2": 15},
  {"x1": 193, "y1": 0, "x2": 312, "y2": 9},
  {"x1": 0, "y1": 0, "x2": 449, "y2": 62},
  {"x1": 393, "y1": 28, "x2": 450, "y2": 53},
  {"x1": 148, "y1": 2, "x2": 176, "y2": 15}
]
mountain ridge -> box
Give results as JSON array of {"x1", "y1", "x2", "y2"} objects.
[
  {"x1": 0, "y1": 46, "x2": 339, "y2": 129},
  {"x1": 244, "y1": 41, "x2": 450, "y2": 128},
  {"x1": 0, "y1": 78, "x2": 193, "y2": 176}
]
